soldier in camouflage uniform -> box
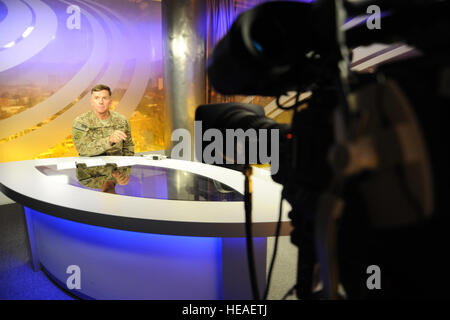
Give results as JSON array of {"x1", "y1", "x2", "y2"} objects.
[
  {"x1": 72, "y1": 84, "x2": 134, "y2": 156},
  {"x1": 76, "y1": 163, "x2": 131, "y2": 193}
]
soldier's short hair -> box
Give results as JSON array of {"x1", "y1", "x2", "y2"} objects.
[{"x1": 91, "y1": 84, "x2": 111, "y2": 96}]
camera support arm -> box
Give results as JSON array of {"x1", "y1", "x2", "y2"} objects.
[{"x1": 311, "y1": 0, "x2": 353, "y2": 300}]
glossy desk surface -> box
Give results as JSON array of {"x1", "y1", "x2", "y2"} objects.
[
  {"x1": 0, "y1": 156, "x2": 292, "y2": 237},
  {"x1": 35, "y1": 163, "x2": 244, "y2": 202}
]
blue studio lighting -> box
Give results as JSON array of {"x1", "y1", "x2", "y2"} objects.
[{"x1": 25, "y1": 207, "x2": 224, "y2": 299}]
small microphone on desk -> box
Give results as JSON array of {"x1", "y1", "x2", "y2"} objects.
[{"x1": 141, "y1": 154, "x2": 167, "y2": 160}]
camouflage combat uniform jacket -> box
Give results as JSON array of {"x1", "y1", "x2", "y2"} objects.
[{"x1": 72, "y1": 110, "x2": 134, "y2": 156}]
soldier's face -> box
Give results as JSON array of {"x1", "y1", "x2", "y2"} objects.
[{"x1": 91, "y1": 90, "x2": 111, "y2": 115}]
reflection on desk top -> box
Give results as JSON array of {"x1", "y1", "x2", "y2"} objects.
[{"x1": 35, "y1": 164, "x2": 244, "y2": 202}]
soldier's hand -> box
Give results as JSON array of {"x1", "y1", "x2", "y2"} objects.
[
  {"x1": 109, "y1": 130, "x2": 127, "y2": 144},
  {"x1": 101, "y1": 180, "x2": 116, "y2": 193},
  {"x1": 112, "y1": 171, "x2": 130, "y2": 185}
]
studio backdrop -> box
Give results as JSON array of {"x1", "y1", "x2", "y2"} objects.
[{"x1": 0, "y1": 0, "x2": 291, "y2": 162}]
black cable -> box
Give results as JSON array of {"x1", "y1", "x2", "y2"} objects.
[
  {"x1": 281, "y1": 285, "x2": 297, "y2": 300},
  {"x1": 244, "y1": 165, "x2": 260, "y2": 300},
  {"x1": 263, "y1": 190, "x2": 284, "y2": 300},
  {"x1": 276, "y1": 91, "x2": 311, "y2": 111}
]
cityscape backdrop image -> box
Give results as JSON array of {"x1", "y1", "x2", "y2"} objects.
[{"x1": 0, "y1": 0, "x2": 165, "y2": 162}]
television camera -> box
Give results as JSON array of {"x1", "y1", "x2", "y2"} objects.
[{"x1": 195, "y1": 0, "x2": 450, "y2": 299}]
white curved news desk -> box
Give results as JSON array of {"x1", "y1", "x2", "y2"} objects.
[{"x1": 0, "y1": 156, "x2": 292, "y2": 300}]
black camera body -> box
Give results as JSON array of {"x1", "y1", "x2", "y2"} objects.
[{"x1": 196, "y1": 0, "x2": 450, "y2": 299}]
